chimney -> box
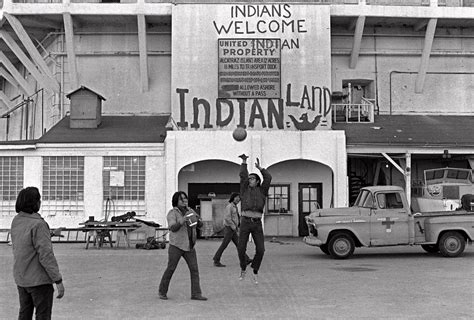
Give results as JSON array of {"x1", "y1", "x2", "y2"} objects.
[{"x1": 66, "y1": 86, "x2": 106, "y2": 129}]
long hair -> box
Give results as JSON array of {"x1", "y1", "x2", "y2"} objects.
[
  {"x1": 229, "y1": 192, "x2": 240, "y2": 203},
  {"x1": 15, "y1": 187, "x2": 41, "y2": 214},
  {"x1": 172, "y1": 191, "x2": 188, "y2": 207}
]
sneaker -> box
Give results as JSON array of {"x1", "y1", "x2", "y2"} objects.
[
  {"x1": 158, "y1": 293, "x2": 168, "y2": 300},
  {"x1": 214, "y1": 261, "x2": 226, "y2": 267},
  {"x1": 252, "y1": 274, "x2": 258, "y2": 285},
  {"x1": 239, "y1": 270, "x2": 246, "y2": 281},
  {"x1": 191, "y1": 295, "x2": 208, "y2": 301}
]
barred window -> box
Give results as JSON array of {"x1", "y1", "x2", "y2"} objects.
[
  {"x1": 267, "y1": 184, "x2": 290, "y2": 213},
  {"x1": 103, "y1": 156, "x2": 146, "y2": 217},
  {"x1": 42, "y1": 156, "x2": 84, "y2": 217},
  {"x1": 0, "y1": 157, "x2": 24, "y2": 216}
]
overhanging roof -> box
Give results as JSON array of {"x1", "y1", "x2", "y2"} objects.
[
  {"x1": 333, "y1": 115, "x2": 474, "y2": 149},
  {"x1": 38, "y1": 115, "x2": 169, "y2": 144}
]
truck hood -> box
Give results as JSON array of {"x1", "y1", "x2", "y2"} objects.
[{"x1": 309, "y1": 207, "x2": 361, "y2": 218}]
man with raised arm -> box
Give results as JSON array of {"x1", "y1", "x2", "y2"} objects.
[{"x1": 237, "y1": 154, "x2": 272, "y2": 285}]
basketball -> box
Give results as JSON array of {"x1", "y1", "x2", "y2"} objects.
[{"x1": 233, "y1": 127, "x2": 247, "y2": 142}]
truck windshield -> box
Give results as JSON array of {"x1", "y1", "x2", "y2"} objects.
[{"x1": 353, "y1": 190, "x2": 374, "y2": 208}]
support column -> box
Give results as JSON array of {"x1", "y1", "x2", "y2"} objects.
[
  {"x1": 4, "y1": 13, "x2": 60, "y2": 93},
  {"x1": 137, "y1": 14, "x2": 149, "y2": 92},
  {"x1": 415, "y1": 18, "x2": 437, "y2": 93},
  {"x1": 84, "y1": 157, "x2": 103, "y2": 220},
  {"x1": 63, "y1": 13, "x2": 79, "y2": 89},
  {"x1": 23, "y1": 156, "x2": 42, "y2": 188},
  {"x1": 405, "y1": 153, "x2": 411, "y2": 209},
  {"x1": 350, "y1": 16, "x2": 366, "y2": 69}
]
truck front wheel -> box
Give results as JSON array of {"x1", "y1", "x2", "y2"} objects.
[
  {"x1": 438, "y1": 231, "x2": 465, "y2": 257},
  {"x1": 328, "y1": 232, "x2": 355, "y2": 259}
]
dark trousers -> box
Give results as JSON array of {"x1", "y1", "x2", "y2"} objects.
[
  {"x1": 213, "y1": 226, "x2": 250, "y2": 263},
  {"x1": 158, "y1": 244, "x2": 202, "y2": 297},
  {"x1": 238, "y1": 218, "x2": 265, "y2": 273},
  {"x1": 17, "y1": 284, "x2": 54, "y2": 320}
]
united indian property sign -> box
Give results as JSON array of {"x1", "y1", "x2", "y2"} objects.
[{"x1": 218, "y1": 38, "x2": 281, "y2": 99}]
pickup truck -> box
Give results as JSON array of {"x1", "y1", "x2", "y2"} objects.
[{"x1": 303, "y1": 186, "x2": 474, "y2": 259}]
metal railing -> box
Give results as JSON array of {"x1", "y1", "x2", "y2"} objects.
[
  {"x1": 332, "y1": 100, "x2": 375, "y2": 123},
  {"x1": 1, "y1": 89, "x2": 45, "y2": 141}
]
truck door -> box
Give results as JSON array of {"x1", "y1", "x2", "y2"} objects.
[{"x1": 369, "y1": 191, "x2": 409, "y2": 246}]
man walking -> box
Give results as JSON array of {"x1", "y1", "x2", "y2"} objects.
[
  {"x1": 212, "y1": 193, "x2": 250, "y2": 267},
  {"x1": 237, "y1": 154, "x2": 272, "y2": 284}
]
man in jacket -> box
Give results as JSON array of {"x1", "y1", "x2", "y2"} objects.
[
  {"x1": 11, "y1": 187, "x2": 65, "y2": 320},
  {"x1": 212, "y1": 192, "x2": 250, "y2": 267},
  {"x1": 237, "y1": 154, "x2": 272, "y2": 284},
  {"x1": 158, "y1": 191, "x2": 207, "y2": 301}
]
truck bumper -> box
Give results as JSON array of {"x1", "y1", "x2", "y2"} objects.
[{"x1": 303, "y1": 236, "x2": 322, "y2": 247}]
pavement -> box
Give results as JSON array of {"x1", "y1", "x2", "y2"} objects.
[{"x1": 1, "y1": 237, "x2": 473, "y2": 320}]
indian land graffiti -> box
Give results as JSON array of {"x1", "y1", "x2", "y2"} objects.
[
  {"x1": 175, "y1": 84, "x2": 332, "y2": 131},
  {"x1": 213, "y1": 4, "x2": 306, "y2": 51}
]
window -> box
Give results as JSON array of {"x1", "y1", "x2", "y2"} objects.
[
  {"x1": 354, "y1": 189, "x2": 374, "y2": 208},
  {"x1": 103, "y1": 156, "x2": 146, "y2": 217},
  {"x1": 267, "y1": 184, "x2": 290, "y2": 213},
  {"x1": 42, "y1": 156, "x2": 84, "y2": 217},
  {"x1": 376, "y1": 192, "x2": 403, "y2": 209},
  {"x1": 0, "y1": 157, "x2": 23, "y2": 216}
]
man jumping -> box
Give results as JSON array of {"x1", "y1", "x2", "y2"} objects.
[{"x1": 237, "y1": 154, "x2": 272, "y2": 284}]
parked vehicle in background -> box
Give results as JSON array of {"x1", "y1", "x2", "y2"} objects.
[
  {"x1": 303, "y1": 186, "x2": 474, "y2": 259},
  {"x1": 412, "y1": 167, "x2": 473, "y2": 212}
]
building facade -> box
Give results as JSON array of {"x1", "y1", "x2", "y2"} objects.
[{"x1": 0, "y1": 0, "x2": 473, "y2": 237}]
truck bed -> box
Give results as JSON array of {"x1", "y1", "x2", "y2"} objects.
[{"x1": 417, "y1": 210, "x2": 473, "y2": 217}]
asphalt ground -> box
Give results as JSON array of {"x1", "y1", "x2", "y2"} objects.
[{"x1": 1, "y1": 238, "x2": 473, "y2": 320}]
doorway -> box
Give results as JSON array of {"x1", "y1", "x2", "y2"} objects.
[
  {"x1": 298, "y1": 183, "x2": 322, "y2": 236},
  {"x1": 188, "y1": 183, "x2": 240, "y2": 211}
]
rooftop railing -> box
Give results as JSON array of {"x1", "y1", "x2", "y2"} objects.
[{"x1": 332, "y1": 98, "x2": 375, "y2": 123}]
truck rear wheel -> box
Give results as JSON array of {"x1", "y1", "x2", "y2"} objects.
[
  {"x1": 421, "y1": 244, "x2": 439, "y2": 253},
  {"x1": 438, "y1": 231, "x2": 465, "y2": 257},
  {"x1": 320, "y1": 244, "x2": 330, "y2": 255},
  {"x1": 328, "y1": 232, "x2": 355, "y2": 259}
]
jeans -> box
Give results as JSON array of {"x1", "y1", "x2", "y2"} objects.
[
  {"x1": 213, "y1": 226, "x2": 250, "y2": 263},
  {"x1": 159, "y1": 244, "x2": 202, "y2": 297},
  {"x1": 238, "y1": 218, "x2": 265, "y2": 273},
  {"x1": 17, "y1": 284, "x2": 54, "y2": 320}
]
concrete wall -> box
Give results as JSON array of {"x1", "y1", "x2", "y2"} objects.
[{"x1": 332, "y1": 26, "x2": 474, "y2": 115}]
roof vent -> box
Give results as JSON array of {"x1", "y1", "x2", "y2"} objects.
[{"x1": 66, "y1": 86, "x2": 106, "y2": 129}]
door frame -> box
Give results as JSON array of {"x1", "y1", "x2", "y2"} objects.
[{"x1": 298, "y1": 183, "x2": 323, "y2": 236}]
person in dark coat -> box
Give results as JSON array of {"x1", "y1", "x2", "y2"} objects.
[
  {"x1": 11, "y1": 187, "x2": 65, "y2": 320},
  {"x1": 237, "y1": 154, "x2": 272, "y2": 284}
]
